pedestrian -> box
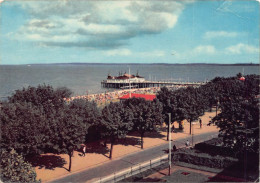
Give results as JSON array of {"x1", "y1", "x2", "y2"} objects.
[
  {"x1": 199, "y1": 118, "x2": 202, "y2": 128},
  {"x1": 185, "y1": 140, "x2": 190, "y2": 147},
  {"x1": 171, "y1": 124, "x2": 175, "y2": 133},
  {"x1": 82, "y1": 145, "x2": 86, "y2": 157},
  {"x1": 172, "y1": 144, "x2": 177, "y2": 152}
]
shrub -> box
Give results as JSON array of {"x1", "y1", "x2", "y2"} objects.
[
  {"x1": 0, "y1": 149, "x2": 40, "y2": 183},
  {"x1": 173, "y1": 148, "x2": 238, "y2": 169}
]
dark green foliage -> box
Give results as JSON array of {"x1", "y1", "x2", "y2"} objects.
[
  {"x1": 210, "y1": 75, "x2": 259, "y2": 153},
  {"x1": 1, "y1": 85, "x2": 92, "y2": 172},
  {"x1": 173, "y1": 148, "x2": 238, "y2": 169},
  {"x1": 69, "y1": 99, "x2": 101, "y2": 142},
  {"x1": 101, "y1": 102, "x2": 133, "y2": 158},
  {"x1": 157, "y1": 86, "x2": 204, "y2": 136},
  {"x1": 8, "y1": 84, "x2": 71, "y2": 115},
  {"x1": 0, "y1": 149, "x2": 40, "y2": 183},
  {"x1": 0, "y1": 102, "x2": 47, "y2": 155},
  {"x1": 123, "y1": 98, "x2": 164, "y2": 148},
  {"x1": 194, "y1": 138, "x2": 238, "y2": 157},
  {"x1": 158, "y1": 74, "x2": 259, "y2": 154},
  {"x1": 49, "y1": 105, "x2": 88, "y2": 171}
]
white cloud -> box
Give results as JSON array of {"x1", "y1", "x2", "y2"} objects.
[
  {"x1": 192, "y1": 45, "x2": 216, "y2": 55},
  {"x1": 104, "y1": 49, "x2": 165, "y2": 57},
  {"x1": 204, "y1": 31, "x2": 238, "y2": 39},
  {"x1": 105, "y1": 49, "x2": 132, "y2": 56},
  {"x1": 8, "y1": 1, "x2": 189, "y2": 49},
  {"x1": 139, "y1": 50, "x2": 165, "y2": 57},
  {"x1": 225, "y1": 43, "x2": 259, "y2": 54}
]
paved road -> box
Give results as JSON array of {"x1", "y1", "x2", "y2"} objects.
[{"x1": 50, "y1": 132, "x2": 218, "y2": 183}]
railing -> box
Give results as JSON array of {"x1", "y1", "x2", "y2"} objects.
[
  {"x1": 92, "y1": 154, "x2": 169, "y2": 183},
  {"x1": 254, "y1": 177, "x2": 259, "y2": 183}
]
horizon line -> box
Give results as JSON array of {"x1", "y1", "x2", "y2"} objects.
[{"x1": 1, "y1": 62, "x2": 259, "y2": 66}]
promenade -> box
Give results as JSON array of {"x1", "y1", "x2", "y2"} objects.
[
  {"x1": 34, "y1": 111, "x2": 219, "y2": 182},
  {"x1": 51, "y1": 132, "x2": 218, "y2": 183}
]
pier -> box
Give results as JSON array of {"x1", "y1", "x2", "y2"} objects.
[{"x1": 101, "y1": 80, "x2": 205, "y2": 89}]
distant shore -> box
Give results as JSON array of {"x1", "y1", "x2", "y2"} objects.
[{"x1": 2, "y1": 63, "x2": 259, "y2": 66}]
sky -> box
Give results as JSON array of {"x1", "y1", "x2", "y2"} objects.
[{"x1": 0, "y1": 0, "x2": 259, "y2": 65}]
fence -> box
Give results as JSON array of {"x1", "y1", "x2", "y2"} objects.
[{"x1": 92, "y1": 154, "x2": 169, "y2": 183}]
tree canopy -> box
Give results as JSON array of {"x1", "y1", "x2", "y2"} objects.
[
  {"x1": 100, "y1": 102, "x2": 133, "y2": 158},
  {"x1": 123, "y1": 98, "x2": 164, "y2": 149},
  {"x1": 0, "y1": 149, "x2": 40, "y2": 183}
]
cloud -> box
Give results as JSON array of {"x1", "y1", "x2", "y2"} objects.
[
  {"x1": 104, "y1": 49, "x2": 165, "y2": 57},
  {"x1": 192, "y1": 45, "x2": 216, "y2": 55},
  {"x1": 225, "y1": 43, "x2": 259, "y2": 54},
  {"x1": 139, "y1": 50, "x2": 165, "y2": 57},
  {"x1": 9, "y1": 1, "x2": 189, "y2": 49},
  {"x1": 204, "y1": 31, "x2": 238, "y2": 39},
  {"x1": 105, "y1": 49, "x2": 132, "y2": 56}
]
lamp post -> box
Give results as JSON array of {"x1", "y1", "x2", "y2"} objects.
[
  {"x1": 191, "y1": 122, "x2": 196, "y2": 146},
  {"x1": 128, "y1": 66, "x2": 131, "y2": 98},
  {"x1": 105, "y1": 91, "x2": 107, "y2": 106},
  {"x1": 168, "y1": 113, "x2": 171, "y2": 176}
]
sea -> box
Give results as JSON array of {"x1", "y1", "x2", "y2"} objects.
[{"x1": 0, "y1": 64, "x2": 259, "y2": 100}]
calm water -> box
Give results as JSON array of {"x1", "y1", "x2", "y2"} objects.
[{"x1": 0, "y1": 64, "x2": 259, "y2": 99}]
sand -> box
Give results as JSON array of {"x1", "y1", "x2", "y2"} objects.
[{"x1": 35, "y1": 111, "x2": 218, "y2": 182}]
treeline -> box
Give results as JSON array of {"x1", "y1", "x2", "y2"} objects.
[
  {"x1": 0, "y1": 85, "x2": 164, "y2": 182},
  {"x1": 157, "y1": 73, "x2": 259, "y2": 153},
  {"x1": 0, "y1": 74, "x2": 259, "y2": 182}
]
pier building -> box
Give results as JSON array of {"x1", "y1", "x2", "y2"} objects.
[{"x1": 101, "y1": 72, "x2": 204, "y2": 89}]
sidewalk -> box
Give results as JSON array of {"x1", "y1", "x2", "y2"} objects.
[
  {"x1": 50, "y1": 132, "x2": 218, "y2": 183},
  {"x1": 35, "y1": 111, "x2": 218, "y2": 182}
]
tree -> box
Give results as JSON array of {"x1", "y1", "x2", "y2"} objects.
[
  {"x1": 124, "y1": 98, "x2": 164, "y2": 149},
  {"x1": 0, "y1": 102, "x2": 47, "y2": 156},
  {"x1": 182, "y1": 87, "x2": 204, "y2": 134},
  {"x1": 157, "y1": 87, "x2": 175, "y2": 140},
  {"x1": 8, "y1": 84, "x2": 72, "y2": 116},
  {"x1": 211, "y1": 75, "x2": 259, "y2": 153},
  {"x1": 0, "y1": 149, "x2": 40, "y2": 183},
  {"x1": 49, "y1": 104, "x2": 88, "y2": 172},
  {"x1": 100, "y1": 102, "x2": 133, "y2": 159},
  {"x1": 69, "y1": 99, "x2": 101, "y2": 142}
]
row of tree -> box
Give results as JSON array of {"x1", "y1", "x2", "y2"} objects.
[
  {"x1": 0, "y1": 85, "x2": 164, "y2": 177},
  {"x1": 157, "y1": 74, "x2": 259, "y2": 154}
]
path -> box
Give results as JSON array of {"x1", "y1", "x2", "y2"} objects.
[{"x1": 49, "y1": 131, "x2": 218, "y2": 183}]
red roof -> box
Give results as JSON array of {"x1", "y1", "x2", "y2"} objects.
[
  {"x1": 239, "y1": 77, "x2": 245, "y2": 81},
  {"x1": 119, "y1": 93, "x2": 156, "y2": 101}
]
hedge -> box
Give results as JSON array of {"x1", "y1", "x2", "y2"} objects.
[{"x1": 173, "y1": 148, "x2": 238, "y2": 169}]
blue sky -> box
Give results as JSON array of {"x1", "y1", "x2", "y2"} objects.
[{"x1": 1, "y1": 0, "x2": 259, "y2": 65}]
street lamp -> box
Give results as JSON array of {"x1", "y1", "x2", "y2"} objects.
[
  {"x1": 168, "y1": 113, "x2": 171, "y2": 176},
  {"x1": 191, "y1": 122, "x2": 196, "y2": 146}
]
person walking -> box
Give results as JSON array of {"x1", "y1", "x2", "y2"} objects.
[
  {"x1": 171, "y1": 124, "x2": 175, "y2": 133},
  {"x1": 82, "y1": 145, "x2": 86, "y2": 157},
  {"x1": 185, "y1": 140, "x2": 190, "y2": 147},
  {"x1": 199, "y1": 118, "x2": 202, "y2": 128},
  {"x1": 172, "y1": 144, "x2": 177, "y2": 152}
]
